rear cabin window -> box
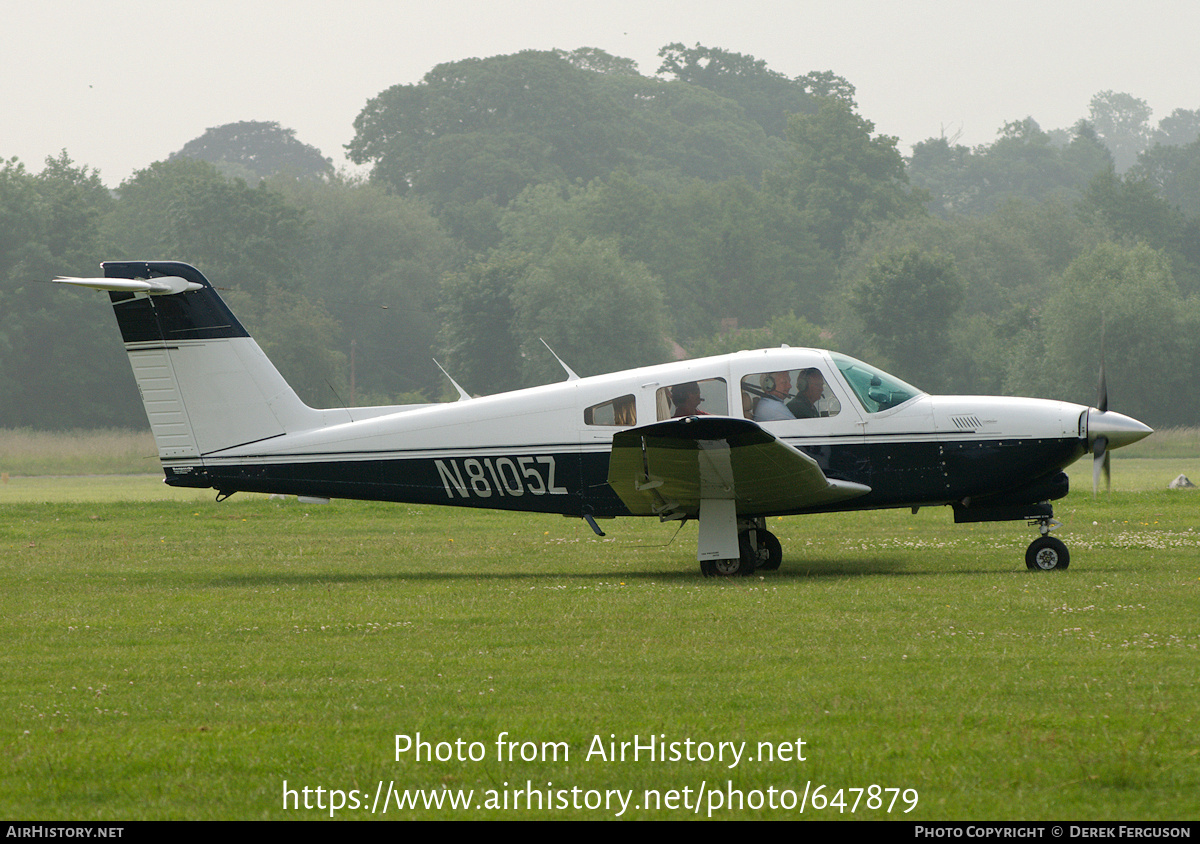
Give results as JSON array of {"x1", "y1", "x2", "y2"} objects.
[
  {"x1": 656, "y1": 378, "x2": 728, "y2": 420},
  {"x1": 584, "y1": 394, "x2": 636, "y2": 426}
]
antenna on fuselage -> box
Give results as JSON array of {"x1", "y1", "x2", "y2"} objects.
[
  {"x1": 432, "y1": 359, "x2": 472, "y2": 401},
  {"x1": 540, "y1": 339, "x2": 580, "y2": 381}
]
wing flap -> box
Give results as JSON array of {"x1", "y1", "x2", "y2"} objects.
[{"x1": 608, "y1": 416, "x2": 870, "y2": 518}]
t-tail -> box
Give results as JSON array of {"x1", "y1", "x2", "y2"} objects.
[{"x1": 56, "y1": 261, "x2": 327, "y2": 462}]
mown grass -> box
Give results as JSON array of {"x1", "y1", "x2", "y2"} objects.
[{"x1": 2, "y1": 471, "x2": 1198, "y2": 820}]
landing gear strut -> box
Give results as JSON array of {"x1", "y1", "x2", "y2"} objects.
[{"x1": 1026, "y1": 515, "x2": 1069, "y2": 570}]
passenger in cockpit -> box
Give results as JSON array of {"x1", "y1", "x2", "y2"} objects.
[{"x1": 753, "y1": 371, "x2": 796, "y2": 422}]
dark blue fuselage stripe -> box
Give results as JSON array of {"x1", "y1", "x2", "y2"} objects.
[{"x1": 163, "y1": 437, "x2": 1084, "y2": 519}]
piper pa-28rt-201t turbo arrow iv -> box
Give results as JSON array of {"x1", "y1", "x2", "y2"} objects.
[{"x1": 57, "y1": 261, "x2": 1153, "y2": 576}]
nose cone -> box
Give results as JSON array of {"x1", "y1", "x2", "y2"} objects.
[{"x1": 1087, "y1": 408, "x2": 1154, "y2": 450}]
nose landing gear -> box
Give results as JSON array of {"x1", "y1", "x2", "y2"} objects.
[{"x1": 1026, "y1": 516, "x2": 1069, "y2": 570}]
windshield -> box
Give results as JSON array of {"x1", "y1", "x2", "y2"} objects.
[{"x1": 831, "y1": 353, "x2": 924, "y2": 413}]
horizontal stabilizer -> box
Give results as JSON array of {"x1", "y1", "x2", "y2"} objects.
[{"x1": 55, "y1": 276, "x2": 202, "y2": 295}]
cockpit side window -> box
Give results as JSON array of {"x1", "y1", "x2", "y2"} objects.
[
  {"x1": 584, "y1": 394, "x2": 637, "y2": 426},
  {"x1": 831, "y1": 353, "x2": 923, "y2": 413},
  {"x1": 656, "y1": 378, "x2": 728, "y2": 420},
  {"x1": 740, "y1": 368, "x2": 841, "y2": 422}
]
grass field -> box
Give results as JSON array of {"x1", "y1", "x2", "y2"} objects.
[{"x1": 2, "y1": 438, "x2": 1198, "y2": 820}]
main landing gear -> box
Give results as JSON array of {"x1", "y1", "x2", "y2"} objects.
[
  {"x1": 700, "y1": 518, "x2": 782, "y2": 577},
  {"x1": 698, "y1": 511, "x2": 1072, "y2": 576},
  {"x1": 1026, "y1": 515, "x2": 1069, "y2": 571}
]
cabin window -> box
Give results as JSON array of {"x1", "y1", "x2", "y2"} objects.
[
  {"x1": 740, "y1": 368, "x2": 841, "y2": 422},
  {"x1": 656, "y1": 378, "x2": 728, "y2": 420},
  {"x1": 831, "y1": 353, "x2": 922, "y2": 413},
  {"x1": 584, "y1": 394, "x2": 637, "y2": 426}
]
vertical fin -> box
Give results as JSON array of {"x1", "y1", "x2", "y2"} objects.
[{"x1": 100, "y1": 261, "x2": 322, "y2": 458}]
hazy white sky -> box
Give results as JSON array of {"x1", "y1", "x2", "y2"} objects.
[{"x1": 6, "y1": 0, "x2": 1199, "y2": 186}]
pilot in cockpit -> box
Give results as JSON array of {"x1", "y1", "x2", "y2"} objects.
[{"x1": 787, "y1": 368, "x2": 825, "y2": 419}]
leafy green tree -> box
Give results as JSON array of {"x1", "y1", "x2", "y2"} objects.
[
  {"x1": 1089, "y1": 91, "x2": 1153, "y2": 173},
  {"x1": 634, "y1": 178, "x2": 830, "y2": 338},
  {"x1": 684, "y1": 310, "x2": 826, "y2": 358},
  {"x1": 511, "y1": 237, "x2": 667, "y2": 384},
  {"x1": 1082, "y1": 167, "x2": 1200, "y2": 295},
  {"x1": 656, "y1": 42, "x2": 828, "y2": 137},
  {"x1": 1149, "y1": 108, "x2": 1200, "y2": 148},
  {"x1": 558, "y1": 46, "x2": 640, "y2": 77},
  {"x1": 274, "y1": 175, "x2": 458, "y2": 401},
  {"x1": 1011, "y1": 242, "x2": 1198, "y2": 427},
  {"x1": 496, "y1": 172, "x2": 830, "y2": 341},
  {"x1": 908, "y1": 120, "x2": 1112, "y2": 217},
  {"x1": 224, "y1": 285, "x2": 347, "y2": 407},
  {"x1": 845, "y1": 196, "x2": 1104, "y2": 319},
  {"x1": 0, "y1": 154, "x2": 141, "y2": 428},
  {"x1": 347, "y1": 46, "x2": 791, "y2": 243},
  {"x1": 796, "y1": 70, "x2": 857, "y2": 106},
  {"x1": 497, "y1": 180, "x2": 597, "y2": 255},
  {"x1": 171, "y1": 121, "x2": 333, "y2": 181},
  {"x1": 838, "y1": 199, "x2": 1109, "y2": 395},
  {"x1": 849, "y1": 247, "x2": 964, "y2": 387},
  {"x1": 1131, "y1": 136, "x2": 1200, "y2": 220},
  {"x1": 438, "y1": 252, "x2": 529, "y2": 395},
  {"x1": 103, "y1": 158, "x2": 306, "y2": 288},
  {"x1": 906, "y1": 137, "x2": 976, "y2": 216},
  {"x1": 349, "y1": 50, "x2": 629, "y2": 203},
  {"x1": 611, "y1": 80, "x2": 787, "y2": 185},
  {"x1": 766, "y1": 99, "x2": 922, "y2": 257}
]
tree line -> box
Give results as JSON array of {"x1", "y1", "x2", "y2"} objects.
[{"x1": 3, "y1": 45, "x2": 1199, "y2": 431}]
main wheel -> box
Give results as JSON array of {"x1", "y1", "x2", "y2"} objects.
[
  {"x1": 712, "y1": 555, "x2": 753, "y2": 577},
  {"x1": 1026, "y1": 536, "x2": 1070, "y2": 570},
  {"x1": 740, "y1": 528, "x2": 783, "y2": 571}
]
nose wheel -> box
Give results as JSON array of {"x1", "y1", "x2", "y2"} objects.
[{"x1": 1026, "y1": 516, "x2": 1069, "y2": 570}]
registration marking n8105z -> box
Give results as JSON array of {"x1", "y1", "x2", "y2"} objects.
[{"x1": 435, "y1": 456, "x2": 569, "y2": 499}]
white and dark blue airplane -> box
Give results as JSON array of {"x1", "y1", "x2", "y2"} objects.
[{"x1": 57, "y1": 261, "x2": 1152, "y2": 576}]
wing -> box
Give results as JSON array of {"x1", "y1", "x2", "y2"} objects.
[{"x1": 607, "y1": 416, "x2": 870, "y2": 519}]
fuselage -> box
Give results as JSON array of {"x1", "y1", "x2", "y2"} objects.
[{"x1": 162, "y1": 346, "x2": 1097, "y2": 519}]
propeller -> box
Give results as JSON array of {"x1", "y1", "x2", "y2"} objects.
[
  {"x1": 1087, "y1": 327, "x2": 1153, "y2": 494},
  {"x1": 1092, "y1": 349, "x2": 1110, "y2": 495},
  {"x1": 1092, "y1": 433, "x2": 1110, "y2": 495}
]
